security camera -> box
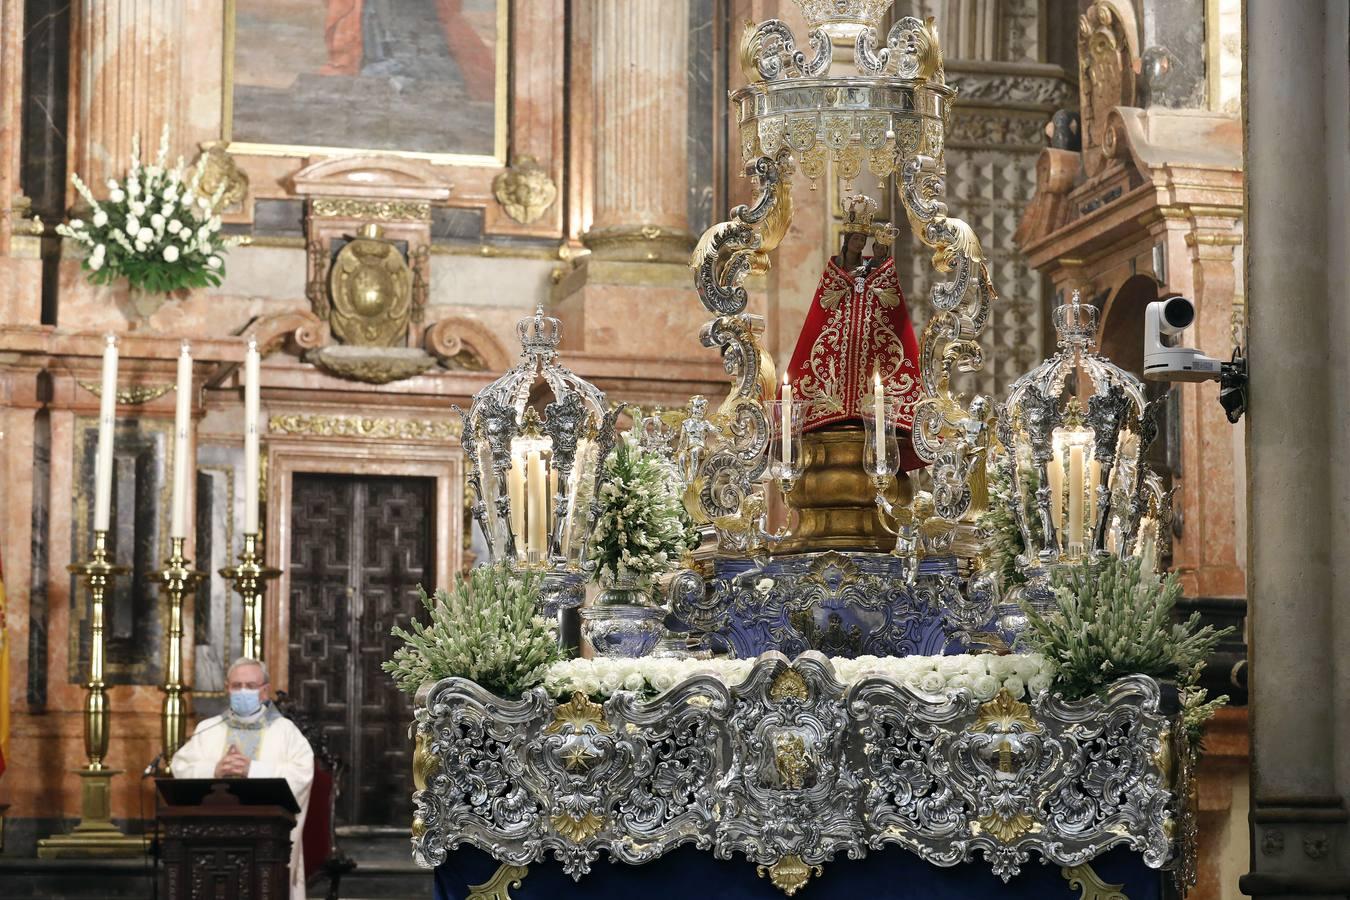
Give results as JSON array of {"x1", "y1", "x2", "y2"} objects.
[
  {"x1": 1144, "y1": 297, "x2": 1223, "y2": 382},
  {"x1": 1144, "y1": 295, "x2": 1248, "y2": 423}
]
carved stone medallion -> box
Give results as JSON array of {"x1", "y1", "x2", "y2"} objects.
[
  {"x1": 1078, "y1": 1, "x2": 1137, "y2": 177},
  {"x1": 492, "y1": 156, "x2": 558, "y2": 225},
  {"x1": 328, "y1": 223, "x2": 413, "y2": 347}
]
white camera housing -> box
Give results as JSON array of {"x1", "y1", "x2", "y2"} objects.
[{"x1": 1143, "y1": 296, "x2": 1223, "y2": 382}]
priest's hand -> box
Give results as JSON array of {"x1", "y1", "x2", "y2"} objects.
[{"x1": 214, "y1": 745, "x2": 251, "y2": 778}]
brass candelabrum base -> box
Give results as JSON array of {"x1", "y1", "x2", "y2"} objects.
[
  {"x1": 152, "y1": 537, "x2": 205, "y2": 772},
  {"x1": 775, "y1": 426, "x2": 911, "y2": 554},
  {"x1": 220, "y1": 531, "x2": 281, "y2": 662},
  {"x1": 38, "y1": 530, "x2": 146, "y2": 858}
]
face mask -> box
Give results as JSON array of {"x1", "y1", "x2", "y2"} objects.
[{"x1": 229, "y1": 688, "x2": 262, "y2": 717}]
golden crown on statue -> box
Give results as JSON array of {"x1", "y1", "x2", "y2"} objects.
[{"x1": 841, "y1": 194, "x2": 879, "y2": 234}]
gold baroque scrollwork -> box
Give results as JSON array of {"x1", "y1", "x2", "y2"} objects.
[
  {"x1": 1061, "y1": 863, "x2": 1129, "y2": 900},
  {"x1": 770, "y1": 668, "x2": 809, "y2": 703},
  {"x1": 466, "y1": 863, "x2": 530, "y2": 900},
  {"x1": 492, "y1": 156, "x2": 558, "y2": 225},
  {"x1": 757, "y1": 855, "x2": 822, "y2": 896},
  {"x1": 311, "y1": 198, "x2": 432, "y2": 221},
  {"x1": 267, "y1": 414, "x2": 461, "y2": 441},
  {"x1": 193, "y1": 141, "x2": 249, "y2": 212},
  {"x1": 77, "y1": 380, "x2": 175, "y2": 405}
]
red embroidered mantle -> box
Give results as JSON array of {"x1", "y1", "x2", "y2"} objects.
[{"x1": 782, "y1": 256, "x2": 925, "y2": 471}]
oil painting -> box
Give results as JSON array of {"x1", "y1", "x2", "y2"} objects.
[{"x1": 226, "y1": 0, "x2": 503, "y2": 161}]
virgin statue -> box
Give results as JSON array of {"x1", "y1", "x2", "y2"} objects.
[{"x1": 781, "y1": 194, "x2": 925, "y2": 472}]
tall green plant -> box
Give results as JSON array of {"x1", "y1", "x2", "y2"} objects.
[
  {"x1": 382, "y1": 563, "x2": 562, "y2": 698},
  {"x1": 1019, "y1": 555, "x2": 1233, "y2": 707}
]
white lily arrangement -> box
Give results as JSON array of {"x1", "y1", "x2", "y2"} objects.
[
  {"x1": 542, "y1": 653, "x2": 1056, "y2": 701},
  {"x1": 56, "y1": 127, "x2": 235, "y2": 294}
]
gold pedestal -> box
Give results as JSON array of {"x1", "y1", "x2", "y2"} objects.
[
  {"x1": 776, "y1": 426, "x2": 910, "y2": 554},
  {"x1": 36, "y1": 768, "x2": 148, "y2": 858},
  {"x1": 220, "y1": 532, "x2": 281, "y2": 662}
]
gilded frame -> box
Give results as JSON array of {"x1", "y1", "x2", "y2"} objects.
[{"x1": 220, "y1": 0, "x2": 510, "y2": 167}]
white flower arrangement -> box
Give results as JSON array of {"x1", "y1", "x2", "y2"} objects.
[
  {"x1": 55, "y1": 127, "x2": 235, "y2": 294},
  {"x1": 588, "y1": 431, "x2": 698, "y2": 584},
  {"x1": 542, "y1": 653, "x2": 1056, "y2": 702}
]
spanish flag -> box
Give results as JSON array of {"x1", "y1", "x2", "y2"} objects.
[{"x1": 1, "y1": 543, "x2": 8, "y2": 779}]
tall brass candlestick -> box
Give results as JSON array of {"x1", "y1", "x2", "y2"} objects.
[
  {"x1": 221, "y1": 532, "x2": 280, "y2": 662},
  {"x1": 38, "y1": 530, "x2": 145, "y2": 857},
  {"x1": 153, "y1": 538, "x2": 204, "y2": 769}
]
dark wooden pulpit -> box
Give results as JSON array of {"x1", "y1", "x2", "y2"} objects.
[{"x1": 155, "y1": 778, "x2": 300, "y2": 900}]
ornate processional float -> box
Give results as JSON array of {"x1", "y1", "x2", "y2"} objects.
[{"x1": 401, "y1": 3, "x2": 1222, "y2": 898}]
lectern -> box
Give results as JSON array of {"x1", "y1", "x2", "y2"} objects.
[{"x1": 156, "y1": 778, "x2": 299, "y2": 900}]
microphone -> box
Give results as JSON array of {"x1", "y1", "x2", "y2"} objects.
[{"x1": 142, "y1": 715, "x2": 231, "y2": 778}]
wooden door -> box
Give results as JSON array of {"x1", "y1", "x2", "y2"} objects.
[{"x1": 287, "y1": 474, "x2": 434, "y2": 826}]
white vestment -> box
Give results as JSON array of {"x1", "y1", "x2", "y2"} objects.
[{"x1": 171, "y1": 710, "x2": 315, "y2": 900}]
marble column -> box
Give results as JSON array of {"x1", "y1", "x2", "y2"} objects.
[
  {"x1": 1242, "y1": 0, "x2": 1350, "y2": 896},
  {"x1": 69, "y1": 0, "x2": 186, "y2": 195},
  {"x1": 579, "y1": 0, "x2": 693, "y2": 262}
]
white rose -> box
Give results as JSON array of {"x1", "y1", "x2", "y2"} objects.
[
  {"x1": 936, "y1": 656, "x2": 967, "y2": 677},
  {"x1": 1027, "y1": 673, "x2": 1053, "y2": 697},
  {"x1": 68, "y1": 218, "x2": 84, "y2": 230},
  {"x1": 125, "y1": 216, "x2": 140, "y2": 235},
  {"x1": 181, "y1": 192, "x2": 195, "y2": 208},
  {"x1": 972, "y1": 674, "x2": 1000, "y2": 701},
  {"x1": 151, "y1": 213, "x2": 165, "y2": 229},
  {"x1": 167, "y1": 219, "x2": 182, "y2": 235},
  {"x1": 948, "y1": 673, "x2": 974, "y2": 695},
  {"x1": 578, "y1": 675, "x2": 602, "y2": 696},
  {"x1": 106, "y1": 178, "x2": 119, "y2": 191},
  {"x1": 161, "y1": 203, "x2": 175, "y2": 218},
  {"x1": 92, "y1": 210, "x2": 108, "y2": 228},
  {"x1": 918, "y1": 671, "x2": 946, "y2": 694},
  {"x1": 987, "y1": 655, "x2": 1018, "y2": 679},
  {"x1": 1013, "y1": 656, "x2": 1041, "y2": 681},
  {"x1": 109, "y1": 188, "x2": 125, "y2": 203},
  {"x1": 622, "y1": 672, "x2": 646, "y2": 693},
  {"x1": 89, "y1": 254, "x2": 104, "y2": 271},
  {"x1": 163, "y1": 245, "x2": 180, "y2": 262},
  {"x1": 1002, "y1": 675, "x2": 1026, "y2": 698},
  {"x1": 207, "y1": 255, "x2": 222, "y2": 269},
  {"x1": 137, "y1": 227, "x2": 154, "y2": 243}
]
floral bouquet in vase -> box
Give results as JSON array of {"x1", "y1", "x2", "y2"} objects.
[
  {"x1": 56, "y1": 127, "x2": 234, "y2": 301},
  {"x1": 587, "y1": 431, "x2": 698, "y2": 605}
]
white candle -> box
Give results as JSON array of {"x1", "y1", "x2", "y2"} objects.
[
  {"x1": 1048, "y1": 447, "x2": 1064, "y2": 532},
  {"x1": 780, "y1": 375, "x2": 792, "y2": 471},
  {"x1": 527, "y1": 451, "x2": 547, "y2": 561},
  {"x1": 508, "y1": 453, "x2": 526, "y2": 551},
  {"x1": 872, "y1": 368, "x2": 886, "y2": 469},
  {"x1": 93, "y1": 334, "x2": 119, "y2": 532},
  {"x1": 243, "y1": 338, "x2": 260, "y2": 534},
  {"x1": 561, "y1": 439, "x2": 590, "y2": 560},
  {"x1": 1138, "y1": 515, "x2": 1158, "y2": 573},
  {"x1": 1067, "y1": 444, "x2": 1085, "y2": 554},
  {"x1": 169, "y1": 341, "x2": 193, "y2": 539},
  {"x1": 1088, "y1": 458, "x2": 1101, "y2": 535}
]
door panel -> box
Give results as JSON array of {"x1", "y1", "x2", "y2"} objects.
[{"x1": 288, "y1": 474, "x2": 434, "y2": 826}]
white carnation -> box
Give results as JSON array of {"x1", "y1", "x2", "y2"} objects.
[
  {"x1": 109, "y1": 188, "x2": 125, "y2": 203},
  {"x1": 167, "y1": 219, "x2": 182, "y2": 235},
  {"x1": 92, "y1": 210, "x2": 108, "y2": 228},
  {"x1": 207, "y1": 255, "x2": 222, "y2": 269},
  {"x1": 151, "y1": 213, "x2": 165, "y2": 230},
  {"x1": 137, "y1": 227, "x2": 154, "y2": 243},
  {"x1": 163, "y1": 245, "x2": 180, "y2": 262}
]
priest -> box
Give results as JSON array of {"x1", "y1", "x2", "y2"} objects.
[{"x1": 171, "y1": 657, "x2": 314, "y2": 900}]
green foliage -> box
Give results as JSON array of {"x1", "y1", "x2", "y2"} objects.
[
  {"x1": 588, "y1": 433, "x2": 698, "y2": 583},
  {"x1": 978, "y1": 451, "x2": 1028, "y2": 589},
  {"x1": 55, "y1": 127, "x2": 234, "y2": 295},
  {"x1": 381, "y1": 563, "x2": 562, "y2": 698},
  {"x1": 1018, "y1": 554, "x2": 1234, "y2": 704}
]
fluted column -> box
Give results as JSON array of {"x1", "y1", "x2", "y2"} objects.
[
  {"x1": 580, "y1": 0, "x2": 692, "y2": 262},
  {"x1": 1241, "y1": 0, "x2": 1350, "y2": 896},
  {"x1": 69, "y1": 0, "x2": 186, "y2": 194}
]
